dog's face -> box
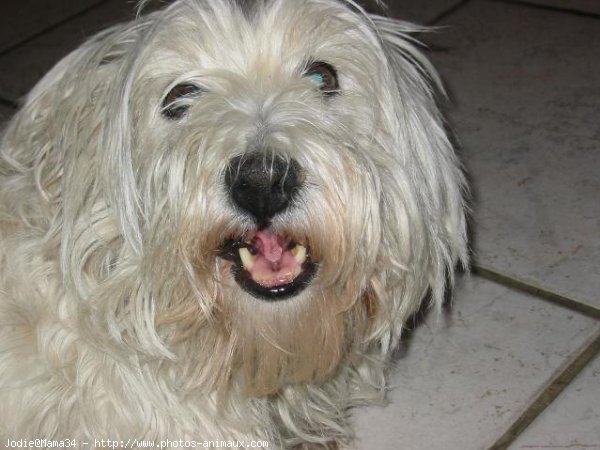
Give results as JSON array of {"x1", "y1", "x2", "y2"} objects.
[
  {"x1": 135, "y1": 0, "x2": 387, "y2": 300},
  {"x1": 128, "y1": 0, "x2": 402, "y2": 393},
  {"x1": 10, "y1": 0, "x2": 466, "y2": 396}
]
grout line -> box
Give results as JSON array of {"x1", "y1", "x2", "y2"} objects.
[
  {"x1": 427, "y1": 0, "x2": 471, "y2": 25},
  {"x1": 487, "y1": 330, "x2": 600, "y2": 450},
  {"x1": 486, "y1": 0, "x2": 600, "y2": 20},
  {"x1": 472, "y1": 264, "x2": 600, "y2": 320},
  {"x1": 0, "y1": 0, "x2": 110, "y2": 58}
]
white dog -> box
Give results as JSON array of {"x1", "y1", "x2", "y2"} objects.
[{"x1": 0, "y1": 0, "x2": 467, "y2": 448}]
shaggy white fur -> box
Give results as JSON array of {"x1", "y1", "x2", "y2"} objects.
[{"x1": 0, "y1": 0, "x2": 467, "y2": 448}]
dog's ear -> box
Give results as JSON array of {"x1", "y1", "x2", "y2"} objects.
[
  {"x1": 1, "y1": 20, "x2": 150, "y2": 295},
  {"x1": 366, "y1": 15, "x2": 468, "y2": 330},
  {"x1": 4, "y1": 20, "x2": 144, "y2": 197}
]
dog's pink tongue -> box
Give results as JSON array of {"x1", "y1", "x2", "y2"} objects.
[
  {"x1": 249, "y1": 231, "x2": 301, "y2": 288},
  {"x1": 254, "y1": 231, "x2": 284, "y2": 263}
]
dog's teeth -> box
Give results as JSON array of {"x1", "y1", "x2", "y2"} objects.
[
  {"x1": 239, "y1": 247, "x2": 255, "y2": 270},
  {"x1": 291, "y1": 245, "x2": 307, "y2": 264}
]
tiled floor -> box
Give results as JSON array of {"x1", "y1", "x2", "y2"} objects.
[{"x1": 0, "y1": 1, "x2": 598, "y2": 449}]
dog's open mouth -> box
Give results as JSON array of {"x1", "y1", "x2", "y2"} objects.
[{"x1": 219, "y1": 230, "x2": 318, "y2": 300}]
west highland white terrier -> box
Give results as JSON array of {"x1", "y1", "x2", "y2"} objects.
[{"x1": 0, "y1": 0, "x2": 467, "y2": 448}]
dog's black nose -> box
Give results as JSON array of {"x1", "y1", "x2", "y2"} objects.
[{"x1": 226, "y1": 152, "x2": 302, "y2": 223}]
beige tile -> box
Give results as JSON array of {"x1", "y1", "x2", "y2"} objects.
[
  {"x1": 352, "y1": 276, "x2": 600, "y2": 450},
  {"x1": 511, "y1": 350, "x2": 600, "y2": 449},
  {"x1": 0, "y1": 0, "x2": 103, "y2": 54},
  {"x1": 426, "y1": 1, "x2": 600, "y2": 308}
]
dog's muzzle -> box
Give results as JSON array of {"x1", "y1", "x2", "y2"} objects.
[{"x1": 220, "y1": 152, "x2": 317, "y2": 301}]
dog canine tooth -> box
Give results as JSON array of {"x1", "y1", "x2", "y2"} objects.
[
  {"x1": 239, "y1": 247, "x2": 255, "y2": 270},
  {"x1": 291, "y1": 244, "x2": 307, "y2": 264}
]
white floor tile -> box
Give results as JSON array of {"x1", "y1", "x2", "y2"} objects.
[
  {"x1": 352, "y1": 276, "x2": 600, "y2": 450},
  {"x1": 426, "y1": 1, "x2": 600, "y2": 308},
  {"x1": 510, "y1": 350, "x2": 600, "y2": 449},
  {"x1": 0, "y1": 0, "x2": 103, "y2": 54}
]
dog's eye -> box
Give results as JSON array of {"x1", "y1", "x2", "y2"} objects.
[
  {"x1": 304, "y1": 61, "x2": 339, "y2": 96},
  {"x1": 161, "y1": 83, "x2": 204, "y2": 120}
]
